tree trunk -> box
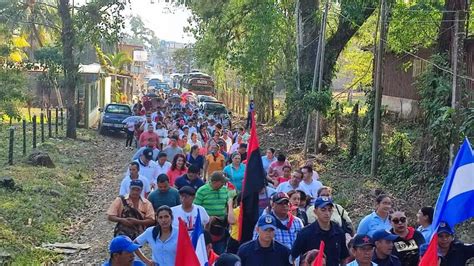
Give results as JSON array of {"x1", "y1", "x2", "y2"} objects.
[
  {"x1": 437, "y1": 0, "x2": 467, "y2": 55},
  {"x1": 59, "y1": 0, "x2": 77, "y2": 139},
  {"x1": 298, "y1": 0, "x2": 319, "y2": 91}
]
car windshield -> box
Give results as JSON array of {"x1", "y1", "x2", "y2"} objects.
[
  {"x1": 200, "y1": 96, "x2": 218, "y2": 102},
  {"x1": 106, "y1": 105, "x2": 131, "y2": 114},
  {"x1": 206, "y1": 104, "x2": 227, "y2": 114}
]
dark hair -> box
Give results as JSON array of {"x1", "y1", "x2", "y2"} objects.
[
  {"x1": 157, "y1": 174, "x2": 169, "y2": 183},
  {"x1": 239, "y1": 143, "x2": 247, "y2": 149},
  {"x1": 376, "y1": 194, "x2": 390, "y2": 204},
  {"x1": 158, "y1": 152, "x2": 167, "y2": 158},
  {"x1": 204, "y1": 230, "x2": 212, "y2": 245},
  {"x1": 277, "y1": 153, "x2": 286, "y2": 162},
  {"x1": 267, "y1": 148, "x2": 275, "y2": 154},
  {"x1": 188, "y1": 164, "x2": 200, "y2": 174},
  {"x1": 152, "y1": 205, "x2": 173, "y2": 241},
  {"x1": 171, "y1": 154, "x2": 186, "y2": 171},
  {"x1": 282, "y1": 165, "x2": 292, "y2": 171},
  {"x1": 317, "y1": 186, "x2": 332, "y2": 197},
  {"x1": 420, "y1": 206, "x2": 434, "y2": 224},
  {"x1": 296, "y1": 189, "x2": 307, "y2": 201},
  {"x1": 301, "y1": 165, "x2": 313, "y2": 173},
  {"x1": 293, "y1": 169, "x2": 303, "y2": 177},
  {"x1": 190, "y1": 144, "x2": 200, "y2": 154},
  {"x1": 130, "y1": 161, "x2": 140, "y2": 171}
]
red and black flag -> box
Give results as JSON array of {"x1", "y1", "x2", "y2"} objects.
[{"x1": 238, "y1": 111, "x2": 266, "y2": 243}]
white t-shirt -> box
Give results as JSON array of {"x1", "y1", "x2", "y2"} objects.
[
  {"x1": 298, "y1": 179, "x2": 323, "y2": 203},
  {"x1": 224, "y1": 138, "x2": 233, "y2": 153},
  {"x1": 171, "y1": 204, "x2": 210, "y2": 231},
  {"x1": 188, "y1": 126, "x2": 197, "y2": 135},
  {"x1": 188, "y1": 139, "x2": 203, "y2": 149},
  {"x1": 119, "y1": 175, "x2": 151, "y2": 198},
  {"x1": 156, "y1": 161, "x2": 172, "y2": 176},
  {"x1": 276, "y1": 181, "x2": 303, "y2": 193},
  {"x1": 128, "y1": 158, "x2": 160, "y2": 187}
]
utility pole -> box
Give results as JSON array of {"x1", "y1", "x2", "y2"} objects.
[
  {"x1": 370, "y1": 0, "x2": 389, "y2": 177},
  {"x1": 314, "y1": 0, "x2": 330, "y2": 155},
  {"x1": 449, "y1": 11, "x2": 460, "y2": 167},
  {"x1": 303, "y1": 0, "x2": 329, "y2": 157}
]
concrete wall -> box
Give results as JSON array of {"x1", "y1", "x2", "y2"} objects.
[{"x1": 382, "y1": 95, "x2": 420, "y2": 119}]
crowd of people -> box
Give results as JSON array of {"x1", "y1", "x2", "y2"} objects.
[{"x1": 103, "y1": 93, "x2": 474, "y2": 266}]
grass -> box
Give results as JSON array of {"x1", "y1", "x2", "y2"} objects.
[{"x1": 0, "y1": 124, "x2": 94, "y2": 264}]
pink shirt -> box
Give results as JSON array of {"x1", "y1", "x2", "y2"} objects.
[
  {"x1": 139, "y1": 131, "x2": 160, "y2": 147},
  {"x1": 268, "y1": 161, "x2": 291, "y2": 178},
  {"x1": 166, "y1": 167, "x2": 188, "y2": 186}
]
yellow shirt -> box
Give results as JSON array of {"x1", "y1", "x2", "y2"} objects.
[
  {"x1": 230, "y1": 207, "x2": 240, "y2": 240},
  {"x1": 205, "y1": 153, "x2": 225, "y2": 175}
]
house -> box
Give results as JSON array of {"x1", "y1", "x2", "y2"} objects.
[
  {"x1": 382, "y1": 40, "x2": 474, "y2": 119},
  {"x1": 118, "y1": 43, "x2": 148, "y2": 100},
  {"x1": 76, "y1": 63, "x2": 112, "y2": 128}
]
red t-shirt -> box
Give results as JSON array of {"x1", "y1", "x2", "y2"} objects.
[{"x1": 166, "y1": 167, "x2": 188, "y2": 186}]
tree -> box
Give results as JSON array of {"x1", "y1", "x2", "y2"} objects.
[{"x1": 172, "y1": 47, "x2": 193, "y2": 72}]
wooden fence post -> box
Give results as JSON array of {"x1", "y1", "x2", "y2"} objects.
[
  {"x1": 48, "y1": 109, "x2": 52, "y2": 138},
  {"x1": 8, "y1": 127, "x2": 14, "y2": 165},
  {"x1": 40, "y1": 113, "x2": 45, "y2": 143},
  {"x1": 22, "y1": 119, "x2": 26, "y2": 156},
  {"x1": 32, "y1": 115, "x2": 37, "y2": 149}
]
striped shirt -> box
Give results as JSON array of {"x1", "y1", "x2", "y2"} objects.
[{"x1": 193, "y1": 183, "x2": 229, "y2": 218}]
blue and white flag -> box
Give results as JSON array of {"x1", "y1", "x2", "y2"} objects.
[
  {"x1": 432, "y1": 138, "x2": 474, "y2": 232},
  {"x1": 191, "y1": 209, "x2": 209, "y2": 266}
]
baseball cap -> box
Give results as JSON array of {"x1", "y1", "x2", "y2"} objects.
[
  {"x1": 109, "y1": 235, "x2": 141, "y2": 254},
  {"x1": 313, "y1": 196, "x2": 334, "y2": 208},
  {"x1": 352, "y1": 234, "x2": 375, "y2": 247},
  {"x1": 130, "y1": 179, "x2": 143, "y2": 190},
  {"x1": 271, "y1": 192, "x2": 290, "y2": 204},
  {"x1": 257, "y1": 214, "x2": 277, "y2": 231},
  {"x1": 437, "y1": 222, "x2": 454, "y2": 235},
  {"x1": 372, "y1": 229, "x2": 398, "y2": 242},
  {"x1": 214, "y1": 253, "x2": 241, "y2": 266},
  {"x1": 142, "y1": 148, "x2": 153, "y2": 160},
  {"x1": 179, "y1": 186, "x2": 196, "y2": 196}
]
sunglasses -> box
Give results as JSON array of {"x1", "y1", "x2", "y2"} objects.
[{"x1": 391, "y1": 217, "x2": 407, "y2": 224}]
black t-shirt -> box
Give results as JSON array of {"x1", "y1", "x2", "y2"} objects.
[
  {"x1": 291, "y1": 222, "x2": 349, "y2": 266},
  {"x1": 440, "y1": 241, "x2": 474, "y2": 266},
  {"x1": 390, "y1": 228, "x2": 425, "y2": 266}
]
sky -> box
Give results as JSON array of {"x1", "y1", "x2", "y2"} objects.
[{"x1": 127, "y1": 1, "x2": 195, "y2": 44}]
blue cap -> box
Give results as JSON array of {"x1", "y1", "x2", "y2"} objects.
[
  {"x1": 352, "y1": 234, "x2": 375, "y2": 247},
  {"x1": 257, "y1": 214, "x2": 277, "y2": 231},
  {"x1": 372, "y1": 229, "x2": 398, "y2": 241},
  {"x1": 314, "y1": 196, "x2": 334, "y2": 208},
  {"x1": 437, "y1": 222, "x2": 454, "y2": 235},
  {"x1": 130, "y1": 179, "x2": 143, "y2": 190},
  {"x1": 109, "y1": 235, "x2": 141, "y2": 254}
]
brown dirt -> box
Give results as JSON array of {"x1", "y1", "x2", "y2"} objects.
[{"x1": 61, "y1": 132, "x2": 134, "y2": 264}]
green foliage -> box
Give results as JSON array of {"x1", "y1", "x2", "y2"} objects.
[
  {"x1": 386, "y1": 131, "x2": 412, "y2": 164},
  {"x1": 173, "y1": 47, "x2": 194, "y2": 73},
  {"x1": 0, "y1": 68, "x2": 27, "y2": 121},
  {"x1": 74, "y1": 0, "x2": 128, "y2": 49},
  {"x1": 122, "y1": 15, "x2": 161, "y2": 56},
  {"x1": 302, "y1": 90, "x2": 332, "y2": 114}
]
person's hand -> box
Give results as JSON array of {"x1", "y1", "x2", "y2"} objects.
[
  {"x1": 120, "y1": 218, "x2": 133, "y2": 227},
  {"x1": 127, "y1": 218, "x2": 140, "y2": 225}
]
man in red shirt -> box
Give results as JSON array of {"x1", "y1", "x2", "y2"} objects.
[{"x1": 138, "y1": 124, "x2": 160, "y2": 148}]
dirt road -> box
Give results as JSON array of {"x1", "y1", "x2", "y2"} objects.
[{"x1": 63, "y1": 132, "x2": 133, "y2": 264}]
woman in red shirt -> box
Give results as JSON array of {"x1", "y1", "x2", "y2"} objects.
[{"x1": 166, "y1": 154, "x2": 188, "y2": 186}]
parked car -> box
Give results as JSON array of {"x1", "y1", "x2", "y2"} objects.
[
  {"x1": 98, "y1": 103, "x2": 132, "y2": 134},
  {"x1": 197, "y1": 95, "x2": 219, "y2": 103},
  {"x1": 199, "y1": 101, "x2": 230, "y2": 116}
]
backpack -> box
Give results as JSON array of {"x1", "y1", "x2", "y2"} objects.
[
  {"x1": 335, "y1": 205, "x2": 354, "y2": 236},
  {"x1": 113, "y1": 196, "x2": 145, "y2": 240}
]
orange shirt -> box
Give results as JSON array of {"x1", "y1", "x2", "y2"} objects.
[
  {"x1": 205, "y1": 153, "x2": 225, "y2": 176},
  {"x1": 106, "y1": 196, "x2": 155, "y2": 220}
]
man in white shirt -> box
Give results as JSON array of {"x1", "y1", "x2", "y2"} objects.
[
  {"x1": 276, "y1": 170, "x2": 304, "y2": 193},
  {"x1": 156, "y1": 152, "x2": 171, "y2": 176},
  {"x1": 128, "y1": 148, "x2": 159, "y2": 189},
  {"x1": 171, "y1": 186, "x2": 210, "y2": 232},
  {"x1": 119, "y1": 161, "x2": 151, "y2": 198},
  {"x1": 299, "y1": 166, "x2": 323, "y2": 204},
  {"x1": 155, "y1": 122, "x2": 168, "y2": 150}
]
